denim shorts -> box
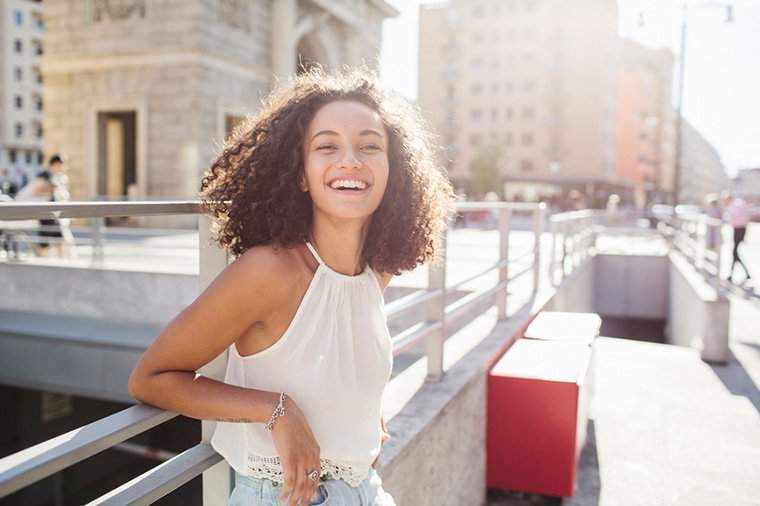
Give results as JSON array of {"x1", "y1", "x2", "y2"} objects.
[{"x1": 229, "y1": 468, "x2": 396, "y2": 506}]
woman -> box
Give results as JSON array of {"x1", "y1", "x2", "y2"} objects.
[{"x1": 128, "y1": 69, "x2": 453, "y2": 506}]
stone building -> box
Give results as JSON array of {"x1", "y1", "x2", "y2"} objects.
[
  {"x1": 41, "y1": 0, "x2": 396, "y2": 213},
  {"x1": 418, "y1": 0, "x2": 622, "y2": 207},
  {"x1": 616, "y1": 40, "x2": 676, "y2": 207},
  {"x1": 732, "y1": 168, "x2": 760, "y2": 204},
  {"x1": 679, "y1": 120, "x2": 730, "y2": 205},
  {"x1": 0, "y1": 0, "x2": 45, "y2": 184}
]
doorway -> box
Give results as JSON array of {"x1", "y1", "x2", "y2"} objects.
[{"x1": 97, "y1": 111, "x2": 136, "y2": 200}]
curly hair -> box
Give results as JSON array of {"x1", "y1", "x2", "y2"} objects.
[{"x1": 200, "y1": 68, "x2": 454, "y2": 274}]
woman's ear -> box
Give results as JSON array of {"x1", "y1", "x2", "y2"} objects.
[{"x1": 299, "y1": 177, "x2": 308, "y2": 192}]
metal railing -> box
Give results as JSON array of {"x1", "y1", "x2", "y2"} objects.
[
  {"x1": 548, "y1": 209, "x2": 596, "y2": 285},
  {"x1": 664, "y1": 214, "x2": 724, "y2": 289},
  {"x1": 0, "y1": 199, "x2": 547, "y2": 505}
]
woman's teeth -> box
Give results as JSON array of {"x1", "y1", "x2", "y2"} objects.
[{"x1": 330, "y1": 179, "x2": 368, "y2": 190}]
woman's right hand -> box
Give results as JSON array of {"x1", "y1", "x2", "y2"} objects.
[{"x1": 270, "y1": 397, "x2": 321, "y2": 506}]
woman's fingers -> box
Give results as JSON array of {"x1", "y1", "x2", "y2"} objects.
[
  {"x1": 279, "y1": 463, "x2": 296, "y2": 503},
  {"x1": 290, "y1": 465, "x2": 309, "y2": 506}
]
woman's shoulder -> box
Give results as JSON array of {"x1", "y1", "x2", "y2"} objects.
[{"x1": 233, "y1": 244, "x2": 304, "y2": 286}]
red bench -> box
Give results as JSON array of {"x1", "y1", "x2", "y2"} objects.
[{"x1": 487, "y1": 312, "x2": 600, "y2": 497}]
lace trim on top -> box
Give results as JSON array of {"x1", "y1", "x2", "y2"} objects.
[{"x1": 246, "y1": 452, "x2": 367, "y2": 487}]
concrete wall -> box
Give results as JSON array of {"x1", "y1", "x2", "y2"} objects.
[
  {"x1": 667, "y1": 252, "x2": 729, "y2": 362},
  {"x1": 594, "y1": 253, "x2": 668, "y2": 319},
  {"x1": 0, "y1": 262, "x2": 198, "y2": 325},
  {"x1": 547, "y1": 257, "x2": 595, "y2": 313}
]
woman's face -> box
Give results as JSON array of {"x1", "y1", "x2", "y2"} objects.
[{"x1": 302, "y1": 100, "x2": 390, "y2": 223}]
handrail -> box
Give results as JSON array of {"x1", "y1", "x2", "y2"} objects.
[
  {"x1": 0, "y1": 201, "x2": 202, "y2": 220},
  {"x1": 86, "y1": 442, "x2": 222, "y2": 506},
  {"x1": 0, "y1": 405, "x2": 176, "y2": 497}
]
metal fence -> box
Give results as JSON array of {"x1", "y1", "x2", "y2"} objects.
[{"x1": 0, "y1": 200, "x2": 547, "y2": 505}]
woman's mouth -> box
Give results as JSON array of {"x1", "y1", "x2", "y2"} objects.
[{"x1": 327, "y1": 178, "x2": 371, "y2": 194}]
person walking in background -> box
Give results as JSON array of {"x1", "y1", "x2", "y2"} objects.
[
  {"x1": 16, "y1": 154, "x2": 74, "y2": 257},
  {"x1": 722, "y1": 191, "x2": 751, "y2": 285}
]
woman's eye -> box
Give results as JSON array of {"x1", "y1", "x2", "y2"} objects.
[
  {"x1": 362, "y1": 144, "x2": 381, "y2": 151},
  {"x1": 316, "y1": 144, "x2": 337, "y2": 151}
]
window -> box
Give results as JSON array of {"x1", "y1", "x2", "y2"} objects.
[
  {"x1": 472, "y1": 5, "x2": 484, "y2": 17},
  {"x1": 491, "y1": 108, "x2": 499, "y2": 120},
  {"x1": 520, "y1": 159, "x2": 534, "y2": 172},
  {"x1": 504, "y1": 133, "x2": 513, "y2": 145},
  {"x1": 14, "y1": 39, "x2": 22, "y2": 53},
  {"x1": 32, "y1": 12, "x2": 43, "y2": 30},
  {"x1": 15, "y1": 10, "x2": 23, "y2": 26},
  {"x1": 523, "y1": 80, "x2": 535, "y2": 92},
  {"x1": 505, "y1": 108, "x2": 514, "y2": 119},
  {"x1": 37, "y1": 151, "x2": 44, "y2": 164},
  {"x1": 505, "y1": 82, "x2": 514, "y2": 93},
  {"x1": 15, "y1": 123, "x2": 23, "y2": 137},
  {"x1": 470, "y1": 135, "x2": 482, "y2": 147},
  {"x1": 14, "y1": 67, "x2": 23, "y2": 81},
  {"x1": 491, "y1": 83, "x2": 500, "y2": 93},
  {"x1": 522, "y1": 107, "x2": 535, "y2": 119},
  {"x1": 33, "y1": 66, "x2": 42, "y2": 84},
  {"x1": 471, "y1": 84, "x2": 483, "y2": 95},
  {"x1": 34, "y1": 95, "x2": 42, "y2": 112},
  {"x1": 15, "y1": 96, "x2": 23, "y2": 109},
  {"x1": 471, "y1": 109, "x2": 483, "y2": 121},
  {"x1": 9, "y1": 149, "x2": 17, "y2": 163},
  {"x1": 521, "y1": 133, "x2": 534, "y2": 146},
  {"x1": 25, "y1": 151, "x2": 32, "y2": 163},
  {"x1": 34, "y1": 122, "x2": 43, "y2": 138},
  {"x1": 471, "y1": 58, "x2": 484, "y2": 69},
  {"x1": 33, "y1": 40, "x2": 43, "y2": 56}
]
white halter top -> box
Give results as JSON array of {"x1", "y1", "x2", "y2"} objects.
[{"x1": 210, "y1": 242, "x2": 393, "y2": 486}]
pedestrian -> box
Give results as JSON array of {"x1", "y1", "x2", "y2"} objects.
[
  {"x1": 127, "y1": 69, "x2": 454, "y2": 506},
  {"x1": 722, "y1": 191, "x2": 752, "y2": 284},
  {"x1": 16, "y1": 154, "x2": 74, "y2": 257},
  {"x1": 0, "y1": 168, "x2": 19, "y2": 197}
]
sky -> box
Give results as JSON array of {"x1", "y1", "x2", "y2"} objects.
[{"x1": 379, "y1": 0, "x2": 760, "y2": 178}]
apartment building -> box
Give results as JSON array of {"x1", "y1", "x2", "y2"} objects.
[
  {"x1": 679, "y1": 120, "x2": 731, "y2": 204},
  {"x1": 616, "y1": 40, "x2": 676, "y2": 206},
  {"x1": 0, "y1": 0, "x2": 44, "y2": 184},
  {"x1": 419, "y1": 0, "x2": 622, "y2": 207}
]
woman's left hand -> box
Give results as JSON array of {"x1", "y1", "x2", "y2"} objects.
[{"x1": 371, "y1": 417, "x2": 390, "y2": 468}]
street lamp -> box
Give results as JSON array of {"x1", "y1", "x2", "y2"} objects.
[{"x1": 639, "y1": 2, "x2": 734, "y2": 205}]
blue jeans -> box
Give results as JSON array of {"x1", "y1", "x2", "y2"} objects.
[{"x1": 229, "y1": 469, "x2": 396, "y2": 506}]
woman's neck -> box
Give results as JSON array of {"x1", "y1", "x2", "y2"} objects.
[{"x1": 309, "y1": 215, "x2": 370, "y2": 276}]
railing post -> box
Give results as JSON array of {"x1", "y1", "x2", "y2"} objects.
[
  {"x1": 549, "y1": 218, "x2": 558, "y2": 286},
  {"x1": 497, "y1": 207, "x2": 511, "y2": 319},
  {"x1": 714, "y1": 221, "x2": 723, "y2": 289},
  {"x1": 426, "y1": 229, "x2": 447, "y2": 381},
  {"x1": 198, "y1": 214, "x2": 233, "y2": 506},
  {"x1": 91, "y1": 217, "x2": 105, "y2": 265},
  {"x1": 532, "y1": 203, "x2": 545, "y2": 294}
]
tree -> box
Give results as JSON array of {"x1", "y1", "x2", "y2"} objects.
[{"x1": 469, "y1": 145, "x2": 503, "y2": 197}]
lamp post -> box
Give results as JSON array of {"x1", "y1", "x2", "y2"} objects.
[{"x1": 640, "y1": 2, "x2": 734, "y2": 205}]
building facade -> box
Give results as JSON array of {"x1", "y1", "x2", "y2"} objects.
[
  {"x1": 0, "y1": 0, "x2": 44, "y2": 184},
  {"x1": 41, "y1": 0, "x2": 396, "y2": 211},
  {"x1": 679, "y1": 120, "x2": 730, "y2": 204},
  {"x1": 616, "y1": 40, "x2": 676, "y2": 207},
  {"x1": 732, "y1": 167, "x2": 760, "y2": 205},
  {"x1": 419, "y1": 0, "x2": 622, "y2": 207}
]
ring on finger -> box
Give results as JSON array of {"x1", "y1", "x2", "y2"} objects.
[{"x1": 307, "y1": 469, "x2": 319, "y2": 482}]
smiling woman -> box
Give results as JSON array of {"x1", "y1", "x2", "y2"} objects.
[{"x1": 127, "y1": 68, "x2": 454, "y2": 506}]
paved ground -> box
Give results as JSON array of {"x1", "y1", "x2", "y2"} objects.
[{"x1": 487, "y1": 294, "x2": 760, "y2": 506}]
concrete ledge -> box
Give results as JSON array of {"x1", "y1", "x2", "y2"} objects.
[
  {"x1": 668, "y1": 252, "x2": 730, "y2": 363},
  {"x1": 379, "y1": 287, "x2": 555, "y2": 505}
]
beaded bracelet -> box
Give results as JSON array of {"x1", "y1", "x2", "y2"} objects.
[{"x1": 265, "y1": 392, "x2": 287, "y2": 432}]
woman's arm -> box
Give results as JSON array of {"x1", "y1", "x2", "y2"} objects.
[{"x1": 128, "y1": 246, "x2": 293, "y2": 422}]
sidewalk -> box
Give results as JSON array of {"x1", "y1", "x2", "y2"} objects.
[{"x1": 489, "y1": 296, "x2": 760, "y2": 506}]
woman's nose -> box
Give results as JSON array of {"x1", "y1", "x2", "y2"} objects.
[{"x1": 338, "y1": 148, "x2": 361, "y2": 170}]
